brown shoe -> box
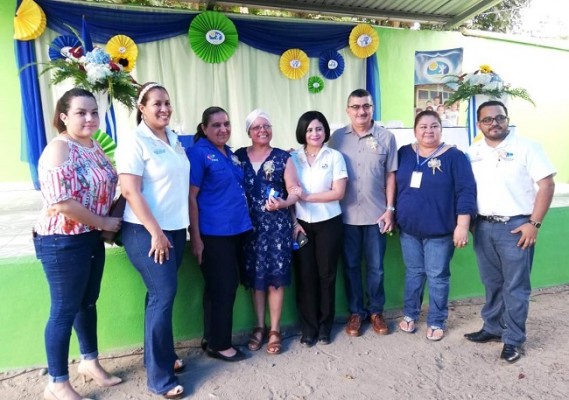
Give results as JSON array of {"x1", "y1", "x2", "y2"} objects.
[
  {"x1": 370, "y1": 313, "x2": 389, "y2": 335},
  {"x1": 345, "y1": 314, "x2": 362, "y2": 337}
]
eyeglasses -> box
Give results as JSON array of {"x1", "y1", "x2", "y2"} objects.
[
  {"x1": 250, "y1": 124, "x2": 272, "y2": 132},
  {"x1": 479, "y1": 115, "x2": 508, "y2": 126},
  {"x1": 347, "y1": 104, "x2": 373, "y2": 111}
]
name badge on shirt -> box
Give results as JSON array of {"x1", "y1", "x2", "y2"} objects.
[{"x1": 410, "y1": 171, "x2": 422, "y2": 188}]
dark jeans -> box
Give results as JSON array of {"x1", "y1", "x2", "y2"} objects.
[
  {"x1": 342, "y1": 224, "x2": 387, "y2": 318},
  {"x1": 122, "y1": 222, "x2": 186, "y2": 395},
  {"x1": 33, "y1": 230, "x2": 104, "y2": 383},
  {"x1": 201, "y1": 233, "x2": 247, "y2": 351},
  {"x1": 473, "y1": 216, "x2": 534, "y2": 346},
  {"x1": 294, "y1": 215, "x2": 343, "y2": 338}
]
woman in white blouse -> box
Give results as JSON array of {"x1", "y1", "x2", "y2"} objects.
[{"x1": 290, "y1": 111, "x2": 348, "y2": 347}]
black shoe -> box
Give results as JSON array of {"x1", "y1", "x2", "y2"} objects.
[
  {"x1": 464, "y1": 329, "x2": 502, "y2": 343},
  {"x1": 318, "y1": 334, "x2": 331, "y2": 345},
  {"x1": 500, "y1": 344, "x2": 521, "y2": 363},
  {"x1": 300, "y1": 335, "x2": 316, "y2": 347},
  {"x1": 206, "y1": 347, "x2": 247, "y2": 362},
  {"x1": 200, "y1": 338, "x2": 208, "y2": 351}
]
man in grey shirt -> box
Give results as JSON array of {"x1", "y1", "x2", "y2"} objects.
[{"x1": 328, "y1": 89, "x2": 398, "y2": 337}]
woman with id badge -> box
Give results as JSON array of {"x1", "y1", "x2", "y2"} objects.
[
  {"x1": 115, "y1": 83, "x2": 189, "y2": 399},
  {"x1": 235, "y1": 109, "x2": 300, "y2": 355},
  {"x1": 396, "y1": 110, "x2": 476, "y2": 341}
]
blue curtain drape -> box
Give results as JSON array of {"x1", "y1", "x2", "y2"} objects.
[{"x1": 18, "y1": 0, "x2": 381, "y2": 187}]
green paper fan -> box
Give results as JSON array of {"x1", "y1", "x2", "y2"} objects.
[
  {"x1": 188, "y1": 11, "x2": 238, "y2": 64},
  {"x1": 93, "y1": 129, "x2": 117, "y2": 164},
  {"x1": 308, "y1": 76, "x2": 325, "y2": 94}
]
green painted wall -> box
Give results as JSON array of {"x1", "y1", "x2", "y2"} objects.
[
  {"x1": 1, "y1": 208, "x2": 568, "y2": 370},
  {"x1": 375, "y1": 26, "x2": 569, "y2": 182},
  {"x1": 0, "y1": 0, "x2": 29, "y2": 182}
]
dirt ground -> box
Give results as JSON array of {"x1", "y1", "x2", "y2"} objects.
[{"x1": 2, "y1": 285, "x2": 569, "y2": 400}]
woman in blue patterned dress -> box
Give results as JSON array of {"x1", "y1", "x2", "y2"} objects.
[{"x1": 235, "y1": 109, "x2": 300, "y2": 355}]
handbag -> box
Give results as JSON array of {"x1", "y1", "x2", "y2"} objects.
[{"x1": 100, "y1": 194, "x2": 126, "y2": 246}]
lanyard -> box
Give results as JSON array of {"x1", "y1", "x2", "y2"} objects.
[{"x1": 415, "y1": 142, "x2": 445, "y2": 170}]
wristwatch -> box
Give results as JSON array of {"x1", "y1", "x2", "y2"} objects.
[
  {"x1": 528, "y1": 219, "x2": 542, "y2": 229},
  {"x1": 386, "y1": 206, "x2": 396, "y2": 212}
]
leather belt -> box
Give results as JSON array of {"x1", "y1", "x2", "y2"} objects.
[{"x1": 478, "y1": 215, "x2": 526, "y2": 223}]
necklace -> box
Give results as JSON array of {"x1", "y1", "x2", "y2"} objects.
[{"x1": 304, "y1": 148, "x2": 319, "y2": 157}]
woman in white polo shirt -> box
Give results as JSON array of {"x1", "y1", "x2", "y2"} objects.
[
  {"x1": 115, "y1": 82, "x2": 189, "y2": 400},
  {"x1": 291, "y1": 111, "x2": 348, "y2": 347}
]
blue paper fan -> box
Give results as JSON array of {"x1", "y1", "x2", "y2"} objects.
[
  {"x1": 319, "y1": 50, "x2": 345, "y2": 80},
  {"x1": 49, "y1": 35, "x2": 81, "y2": 60}
]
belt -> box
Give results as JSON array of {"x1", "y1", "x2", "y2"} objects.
[{"x1": 478, "y1": 214, "x2": 527, "y2": 223}]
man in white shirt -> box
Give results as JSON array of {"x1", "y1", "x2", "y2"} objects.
[{"x1": 465, "y1": 100, "x2": 556, "y2": 363}]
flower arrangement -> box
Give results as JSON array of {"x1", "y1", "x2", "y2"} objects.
[
  {"x1": 42, "y1": 35, "x2": 139, "y2": 109},
  {"x1": 443, "y1": 65, "x2": 534, "y2": 106}
]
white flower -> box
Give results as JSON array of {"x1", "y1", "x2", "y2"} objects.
[
  {"x1": 85, "y1": 63, "x2": 112, "y2": 84},
  {"x1": 484, "y1": 80, "x2": 504, "y2": 91},
  {"x1": 468, "y1": 73, "x2": 492, "y2": 86}
]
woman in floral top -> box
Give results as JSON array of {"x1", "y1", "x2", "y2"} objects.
[{"x1": 33, "y1": 88, "x2": 122, "y2": 400}]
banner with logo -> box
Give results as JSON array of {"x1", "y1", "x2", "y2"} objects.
[{"x1": 414, "y1": 48, "x2": 463, "y2": 125}]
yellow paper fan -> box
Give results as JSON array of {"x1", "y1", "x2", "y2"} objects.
[
  {"x1": 349, "y1": 24, "x2": 379, "y2": 59},
  {"x1": 14, "y1": 0, "x2": 46, "y2": 41},
  {"x1": 279, "y1": 48, "x2": 309, "y2": 80},
  {"x1": 106, "y1": 35, "x2": 138, "y2": 72}
]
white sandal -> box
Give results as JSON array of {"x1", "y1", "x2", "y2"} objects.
[{"x1": 399, "y1": 316, "x2": 416, "y2": 333}]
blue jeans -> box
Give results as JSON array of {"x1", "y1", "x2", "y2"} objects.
[
  {"x1": 33, "y1": 230, "x2": 104, "y2": 383},
  {"x1": 473, "y1": 216, "x2": 534, "y2": 346},
  {"x1": 122, "y1": 222, "x2": 186, "y2": 395},
  {"x1": 342, "y1": 224, "x2": 387, "y2": 317},
  {"x1": 399, "y1": 232, "x2": 455, "y2": 328}
]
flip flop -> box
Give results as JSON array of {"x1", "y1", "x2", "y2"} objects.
[
  {"x1": 399, "y1": 316, "x2": 416, "y2": 333},
  {"x1": 426, "y1": 326, "x2": 445, "y2": 341},
  {"x1": 163, "y1": 384, "x2": 184, "y2": 399}
]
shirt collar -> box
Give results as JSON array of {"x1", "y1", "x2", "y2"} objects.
[{"x1": 137, "y1": 121, "x2": 178, "y2": 146}]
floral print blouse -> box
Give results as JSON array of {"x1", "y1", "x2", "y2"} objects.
[{"x1": 35, "y1": 137, "x2": 118, "y2": 235}]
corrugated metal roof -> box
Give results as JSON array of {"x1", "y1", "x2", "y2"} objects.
[{"x1": 210, "y1": 0, "x2": 505, "y2": 28}]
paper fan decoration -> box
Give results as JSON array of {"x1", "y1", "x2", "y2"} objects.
[
  {"x1": 93, "y1": 130, "x2": 117, "y2": 164},
  {"x1": 308, "y1": 76, "x2": 325, "y2": 94},
  {"x1": 188, "y1": 11, "x2": 238, "y2": 63},
  {"x1": 14, "y1": 0, "x2": 46, "y2": 41},
  {"x1": 48, "y1": 35, "x2": 81, "y2": 61},
  {"x1": 349, "y1": 24, "x2": 379, "y2": 59},
  {"x1": 319, "y1": 50, "x2": 345, "y2": 80},
  {"x1": 279, "y1": 49, "x2": 309, "y2": 80},
  {"x1": 106, "y1": 35, "x2": 138, "y2": 72}
]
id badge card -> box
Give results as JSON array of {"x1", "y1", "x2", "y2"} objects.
[{"x1": 410, "y1": 171, "x2": 423, "y2": 188}]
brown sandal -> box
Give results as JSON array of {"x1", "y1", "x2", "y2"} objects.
[
  {"x1": 266, "y1": 330, "x2": 282, "y2": 355},
  {"x1": 247, "y1": 326, "x2": 266, "y2": 351}
]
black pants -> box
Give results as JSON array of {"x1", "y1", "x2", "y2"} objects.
[
  {"x1": 201, "y1": 233, "x2": 247, "y2": 350},
  {"x1": 294, "y1": 215, "x2": 343, "y2": 338}
]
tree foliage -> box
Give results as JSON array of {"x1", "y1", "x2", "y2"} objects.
[{"x1": 468, "y1": 0, "x2": 532, "y2": 33}]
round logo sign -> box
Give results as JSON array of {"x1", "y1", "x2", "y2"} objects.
[
  {"x1": 327, "y1": 59, "x2": 338, "y2": 70},
  {"x1": 206, "y1": 30, "x2": 225, "y2": 45},
  {"x1": 357, "y1": 34, "x2": 372, "y2": 48},
  {"x1": 289, "y1": 59, "x2": 301, "y2": 69}
]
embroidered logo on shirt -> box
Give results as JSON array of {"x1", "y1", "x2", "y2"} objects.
[
  {"x1": 497, "y1": 150, "x2": 514, "y2": 161},
  {"x1": 207, "y1": 154, "x2": 219, "y2": 161},
  {"x1": 321, "y1": 163, "x2": 329, "y2": 169},
  {"x1": 153, "y1": 149, "x2": 166, "y2": 155}
]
